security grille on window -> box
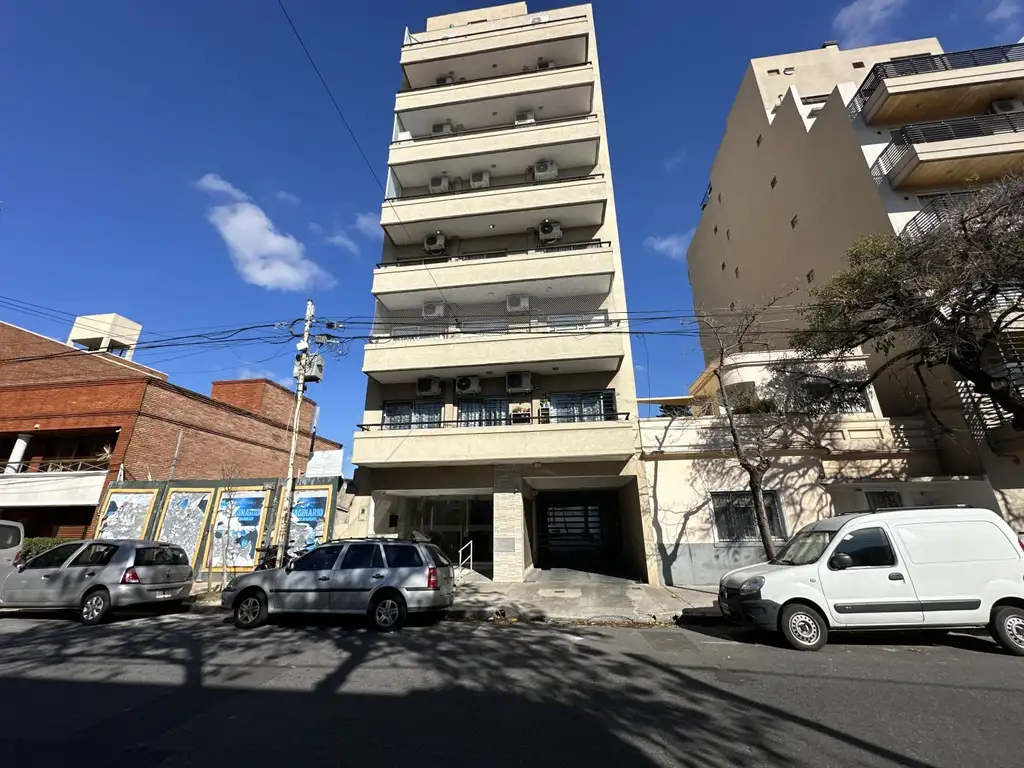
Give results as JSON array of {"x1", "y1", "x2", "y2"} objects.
[
  {"x1": 458, "y1": 398, "x2": 509, "y2": 427},
  {"x1": 549, "y1": 390, "x2": 617, "y2": 423},
  {"x1": 711, "y1": 491, "x2": 786, "y2": 542},
  {"x1": 383, "y1": 401, "x2": 442, "y2": 430}
]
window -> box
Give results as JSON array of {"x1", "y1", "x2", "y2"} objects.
[
  {"x1": 69, "y1": 543, "x2": 119, "y2": 568},
  {"x1": 770, "y1": 176, "x2": 777, "y2": 189},
  {"x1": 458, "y1": 398, "x2": 509, "y2": 427},
  {"x1": 711, "y1": 492, "x2": 786, "y2": 542},
  {"x1": 134, "y1": 546, "x2": 189, "y2": 566},
  {"x1": 790, "y1": 214, "x2": 799, "y2": 229},
  {"x1": 340, "y1": 543, "x2": 385, "y2": 569},
  {"x1": 425, "y1": 544, "x2": 452, "y2": 567},
  {"x1": 717, "y1": 192, "x2": 722, "y2": 204},
  {"x1": 726, "y1": 229, "x2": 731, "y2": 240},
  {"x1": 24, "y1": 543, "x2": 83, "y2": 569},
  {"x1": 808, "y1": 107, "x2": 823, "y2": 118},
  {"x1": 756, "y1": 134, "x2": 762, "y2": 147},
  {"x1": 806, "y1": 268, "x2": 814, "y2": 283},
  {"x1": 0, "y1": 522, "x2": 22, "y2": 549},
  {"x1": 853, "y1": 61, "x2": 865, "y2": 69},
  {"x1": 383, "y1": 400, "x2": 442, "y2": 430},
  {"x1": 831, "y1": 527, "x2": 896, "y2": 568},
  {"x1": 783, "y1": 66, "x2": 795, "y2": 75},
  {"x1": 865, "y1": 491, "x2": 902, "y2": 511},
  {"x1": 713, "y1": 225, "x2": 718, "y2": 234},
  {"x1": 721, "y1": 261, "x2": 726, "y2": 271},
  {"x1": 767, "y1": 68, "x2": 780, "y2": 75},
  {"x1": 734, "y1": 266, "x2": 740, "y2": 278},
  {"x1": 384, "y1": 544, "x2": 424, "y2": 568},
  {"x1": 292, "y1": 545, "x2": 344, "y2": 571},
  {"x1": 550, "y1": 391, "x2": 616, "y2": 423}
]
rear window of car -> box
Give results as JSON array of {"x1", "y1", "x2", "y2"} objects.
[
  {"x1": 424, "y1": 544, "x2": 451, "y2": 567},
  {"x1": 134, "y1": 546, "x2": 189, "y2": 566},
  {"x1": 383, "y1": 544, "x2": 423, "y2": 568}
]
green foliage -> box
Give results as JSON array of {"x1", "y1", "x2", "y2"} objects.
[
  {"x1": 19, "y1": 537, "x2": 67, "y2": 561},
  {"x1": 658, "y1": 404, "x2": 692, "y2": 417}
]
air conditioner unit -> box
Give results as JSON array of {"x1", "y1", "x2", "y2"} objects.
[
  {"x1": 533, "y1": 160, "x2": 558, "y2": 181},
  {"x1": 423, "y1": 232, "x2": 446, "y2": 254},
  {"x1": 992, "y1": 99, "x2": 1024, "y2": 114},
  {"x1": 537, "y1": 60, "x2": 555, "y2": 70},
  {"x1": 428, "y1": 176, "x2": 450, "y2": 194},
  {"x1": 416, "y1": 377, "x2": 442, "y2": 397},
  {"x1": 422, "y1": 301, "x2": 447, "y2": 318},
  {"x1": 506, "y1": 295, "x2": 530, "y2": 314},
  {"x1": 530, "y1": 14, "x2": 550, "y2": 24},
  {"x1": 431, "y1": 122, "x2": 453, "y2": 137},
  {"x1": 538, "y1": 220, "x2": 563, "y2": 243},
  {"x1": 506, "y1": 372, "x2": 533, "y2": 393},
  {"x1": 515, "y1": 110, "x2": 536, "y2": 125},
  {"x1": 470, "y1": 170, "x2": 490, "y2": 189},
  {"x1": 436, "y1": 75, "x2": 454, "y2": 86},
  {"x1": 455, "y1": 376, "x2": 481, "y2": 395}
]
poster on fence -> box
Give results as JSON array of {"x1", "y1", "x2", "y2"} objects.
[
  {"x1": 96, "y1": 490, "x2": 158, "y2": 540},
  {"x1": 156, "y1": 490, "x2": 212, "y2": 565},
  {"x1": 204, "y1": 489, "x2": 268, "y2": 571},
  {"x1": 281, "y1": 487, "x2": 331, "y2": 551}
]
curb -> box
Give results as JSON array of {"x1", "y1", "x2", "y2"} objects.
[{"x1": 674, "y1": 609, "x2": 729, "y2": 627}]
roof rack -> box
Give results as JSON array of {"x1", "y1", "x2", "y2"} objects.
[{"x1": 836, "y1": 504, "x2": 974, "y2": 516}]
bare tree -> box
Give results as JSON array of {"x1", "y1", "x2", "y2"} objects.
[{"x1": 204, "y1": 462, "x2": 242, "y2": 594}]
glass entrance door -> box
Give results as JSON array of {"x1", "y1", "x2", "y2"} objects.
[{"x1": 426, "y1": 498, "x2": 493, "y2": 576}]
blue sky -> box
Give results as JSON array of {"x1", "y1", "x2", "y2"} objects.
[{"x1": 0, "y1": 0, "x2": 1013, "y2": 472}]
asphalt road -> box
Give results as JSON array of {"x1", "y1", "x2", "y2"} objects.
[{"x1": 0, "y1": 608, "x2": 1021, "y2": 768}]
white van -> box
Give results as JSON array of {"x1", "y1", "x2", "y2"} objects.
[{"x1": 719, "y1": 506, "x2": 1024, "y2": 655}]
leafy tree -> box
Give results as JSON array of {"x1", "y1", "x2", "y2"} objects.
[{"x1": 793, "y1": 178, "x2": 1024, "y2": 429}]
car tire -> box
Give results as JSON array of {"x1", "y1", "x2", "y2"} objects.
[
  {"x1": 991, "y1": 605, "x2": 1024, "y2": 656},
  {"x1": 233, "y1": 589, "x2": 268, "y2": 630},
  {"x1": 369, "y1": 591, "x2": 406, "y2": 632},
  {"x1": 80, "y1": 588, "x2": 111, "y2": 626},
  {"x1": 779, "y1": 603, "x2": 828, "y2": 651}
]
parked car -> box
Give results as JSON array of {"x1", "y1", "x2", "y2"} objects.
[
  {"x1": 221, "y1": 538, "x2": 456, "y2": 631},
  {"x1": 0, "y1": 539, "x2": 193, "y2": 624},
  {"x1": 719, "y1": 506, "x2": 1024, "y2": 655},
  {"x1": 0, "y1": 521, "x2": 23, "y2": 568}
]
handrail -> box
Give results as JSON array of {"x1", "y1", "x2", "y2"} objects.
[
  {"x1": 357, "y1": 412, "x2": 632, "y2": 431},
  {"x1": 385, "y1": 173, "x2": 604, "y2": 202},
  {"x1": 857, "y1": 43, "x2": 1024, "y2": 107},
  {"x1": 400, "y1": 61, "x2": 593, "y2": 94},
  {"x1": 391, "y1": 113, "x2": 598, "y2": 146},
  {"x1": 402, "y1": 14, "x2": 588, "y2": 48},
  {"x1": 366, "y1": 316, "x2": 620, "y2": 344},
  {"x1": 376, "y1": 240, "x2": 611, "y2": 269},
  {"x1": 458, "y1": 540, "x2": 473, "y2": 575}
]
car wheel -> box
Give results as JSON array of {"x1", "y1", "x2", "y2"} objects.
[
  {"x1": 80, "y1": 589, "x2": 111, "y2": 626},
  {"x1": 991, "y1": 605, "x2": 1024, "y2": 656},
  {"x1": 234, "y1": 589, "x2": 268, "y2": 629},
  {"x1": 370, "y1": 592, "x2": 407, "y2": 632},
  {"x1": 779, "y1": 603, "x2": 828, "y2": 651}
]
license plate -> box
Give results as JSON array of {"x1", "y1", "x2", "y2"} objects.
[{"x1": 157, "y1": 590, "x2": 173, "y2": 598}]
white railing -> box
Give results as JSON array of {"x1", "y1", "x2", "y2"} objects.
[{"x1": 458, "y1": 540, "x2": 473, "y2": 575}]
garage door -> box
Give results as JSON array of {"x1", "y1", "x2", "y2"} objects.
[{"x1": 536, "y1": 491, "x2": 622, "y2": 573}]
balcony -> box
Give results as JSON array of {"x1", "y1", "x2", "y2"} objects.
[
  {"x1": 395, "y1": 62, "x2": 594, "y2": 120},
  {"x1": 0, "y1": 458, "x2": 109, "y2": 508},
  {"x1": 381, "y1": 174, "x2": 607, "y2": 245},
  {"x1": 352, "y1": 414, "x2": 634, "y2": 468},
  {"x1": 372, "y1": 240, "x2": 615, "y2": 309},
  {"x1": 400, "y1": 14, "x2": 590, "y2": 90},
  {"x1": 874, "y1": 114, "x2": 1024, "y2": 190},
  {"x1": 900, "y1": 191, "x2": 977, "y2": 238},
  {"x1": 389, "y1": 115, "x2": 601, "y2": 189},
  {"x1": 362, "y1": 316, "x2": 624, "y2": 383},
  {"x1": 858, "y1": 44, "x2": 1024, "y2": 125}
]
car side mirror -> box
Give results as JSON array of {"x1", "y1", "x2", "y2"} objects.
[
  {"x1": 830, "y1": 553, "x2": 854, "y2": 570},
  {"x1": 16, "y1": 562, "x2": 26, "y2": 573},
  {"x1": 284, "y1": 561, "x2": 294, "y2": 573}
]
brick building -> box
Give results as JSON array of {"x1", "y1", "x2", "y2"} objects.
[{"x1": 0, "y1": 317, "x2": 340, "y2": 537}]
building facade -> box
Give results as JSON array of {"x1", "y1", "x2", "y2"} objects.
[
  {"x1": 685, "y1": 38, "x2": 1024, "y2": 530},
  {"x1": 350, "y1": 3, "x2": 656, "y2": 583},
  {"x1": 0, "y1": 316, "x2": 340, "y2": 538}
]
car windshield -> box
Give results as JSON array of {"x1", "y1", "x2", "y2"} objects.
[{"x1": 772, "y1": 530, "x2": 836, "y2": 566}]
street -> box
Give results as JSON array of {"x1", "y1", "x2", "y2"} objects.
[{"x1": 0, "y1": 610, "x2": 1021, "y2": 767}]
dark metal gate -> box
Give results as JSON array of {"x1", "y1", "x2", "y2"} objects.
[{"x1": 536, "y1": 491, "x2": 623, "y2": 574}]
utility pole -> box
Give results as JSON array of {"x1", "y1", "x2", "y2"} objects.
[{"x1": 275, "y1": 298, "x2": 315, "y2": 568}]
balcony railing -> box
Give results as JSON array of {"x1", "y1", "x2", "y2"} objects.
[
  {"x1": 0, "y1": 457, "x2": 111, "y2": 474},
  {"x1": 402, "y1": 14, "x2": 588, "y2": 47},
  {"x1": 391, "y1": 113, "x2": 597, "y2": 145},
  {"x1": 376, "y1": 239, "x2": 610, "y2": 269},
  {"x1": 400, "y1": 61, "x2": 592, "y2": 94},
  {"x1": 874, "y1": 113, "x2": 1024, "y2": 179},
  {"x1": 386, "y1": 173, "x2": 603, "y2": 202},
  {"x1": 901, "y1": 192, "x2": 978, "y2": 238},
  {"x1": 367, "y1": 315, "x2": 618, "y2": 343},
  {"x1": 358, "y1": 412, "x2": 631, "y2": 431},
  {"x1": 857, "y1": 43, "x2": 1024, "y2": 106},
  {"x1": 700, "y1": 183, "x2": 712, "y2": 211}
]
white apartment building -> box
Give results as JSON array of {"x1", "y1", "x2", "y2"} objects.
[
  {"x1": 349, "y1": 3, "x2": 657, "y2": 583},
  {"x1": 686, "y1": 38, "x2": 1024, "y2": 532}
]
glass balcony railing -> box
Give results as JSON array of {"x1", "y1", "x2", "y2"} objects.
[{"x1": 376, "y1": 239, "x2": 610, "y2": 269}]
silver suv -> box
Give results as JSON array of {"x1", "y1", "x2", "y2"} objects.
[{"x1": 221, "y1": 538, "x2": 456, "y2": 631}]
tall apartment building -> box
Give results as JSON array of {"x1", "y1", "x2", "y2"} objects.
[
  {"x1": 686, "y1": 38, "x2": 1024, "y2": 526},
  {"x1": 349, "y1": 3, "x2": 656, "y2": 583}
]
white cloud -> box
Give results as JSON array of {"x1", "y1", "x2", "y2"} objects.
[
  {"x1": 308, "y1": 222, "x2": 324, "y2": 235},
  {"x1": 353, "y1": 212, "x2": 383, "y2": 239},
  {"x1": 644, "y1": 230, "x2": 695, "y2": 262},
  {"x1": 195, "y1": 172, "x2": 250, "y2": 201},
  {"x1": 325, "y1": 230, "x2": 360, "y2": 255},
  {"x1": 634, "y1": 364, "x2": 645, "y2": 372},
  {"x1": 236, "y1": 366, "x2": 293, "y2": 388},
  {"x1": 833, "y1": 0, "x2": 908, "y2": 47},
  {"x1": 663, "y1": 148, "x2": 687, "y2": 173},
  {"x1": 988, "y1": 0, "x2": 1022, "y2": 22},
  {"x1": 276, "y1": 190, "x2": 301, "y2": 206}
]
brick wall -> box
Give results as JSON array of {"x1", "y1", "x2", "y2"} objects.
[
  {"x1": 492, "y1": 464, "x2": 525, "y2": 582},
  {"x1": 210, "y1": 379, "x2": 316, "y2": 431}
]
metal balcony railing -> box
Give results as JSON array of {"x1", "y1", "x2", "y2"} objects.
[
  {"x1": 400, "y1": 61, "x2": 592, "y2": 93},
  {"x1": 367, "y1": 315, "x2": 618, "y2": 344},
  {"x1": 391, "y1": 113, "x2": 598, "y2": 145},
  {"x1": 385, "y1": 173, "x2": 603, "y2": 202},
  {"x1": 376, "y1": 240, "x2": 611, "y2": 269},
  {"x1": 857, "y1": 43, "x2": 1024, "y2": 107},
  {"x1": 357, "y1": 412, "x2": 631, "y2": 431},
  {"x1": 874, "y1": 113, "x2": 1024, "y2": 179},
  {"x1": 0, "y1": 457, "x2": 111, "y2": 474},
  {"x1": 901, "y1": 191, "x2": 978, "y2": 238},
  {"x1": 700, "y1": 183, "x2": 712, "y2": 211}
]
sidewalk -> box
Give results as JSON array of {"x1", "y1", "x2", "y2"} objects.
[{"x1": 666, "y1": 585, "x2": 724, "y2": 625}]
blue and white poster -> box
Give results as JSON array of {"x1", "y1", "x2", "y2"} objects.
[
  {"x1": 286, "y1": 488, "x2": 330, "y2": 550},
  {"x1": 208, "y1": 490, "x2": 267, "y2": 570}
]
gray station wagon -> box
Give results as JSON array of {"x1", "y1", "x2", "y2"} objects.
[
  {"x1": 0, "y1": 539, "x2": 193, "y2": 624},
  {"x1": 221, "y1": 538, "x2": 456, "y2": 630}
]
